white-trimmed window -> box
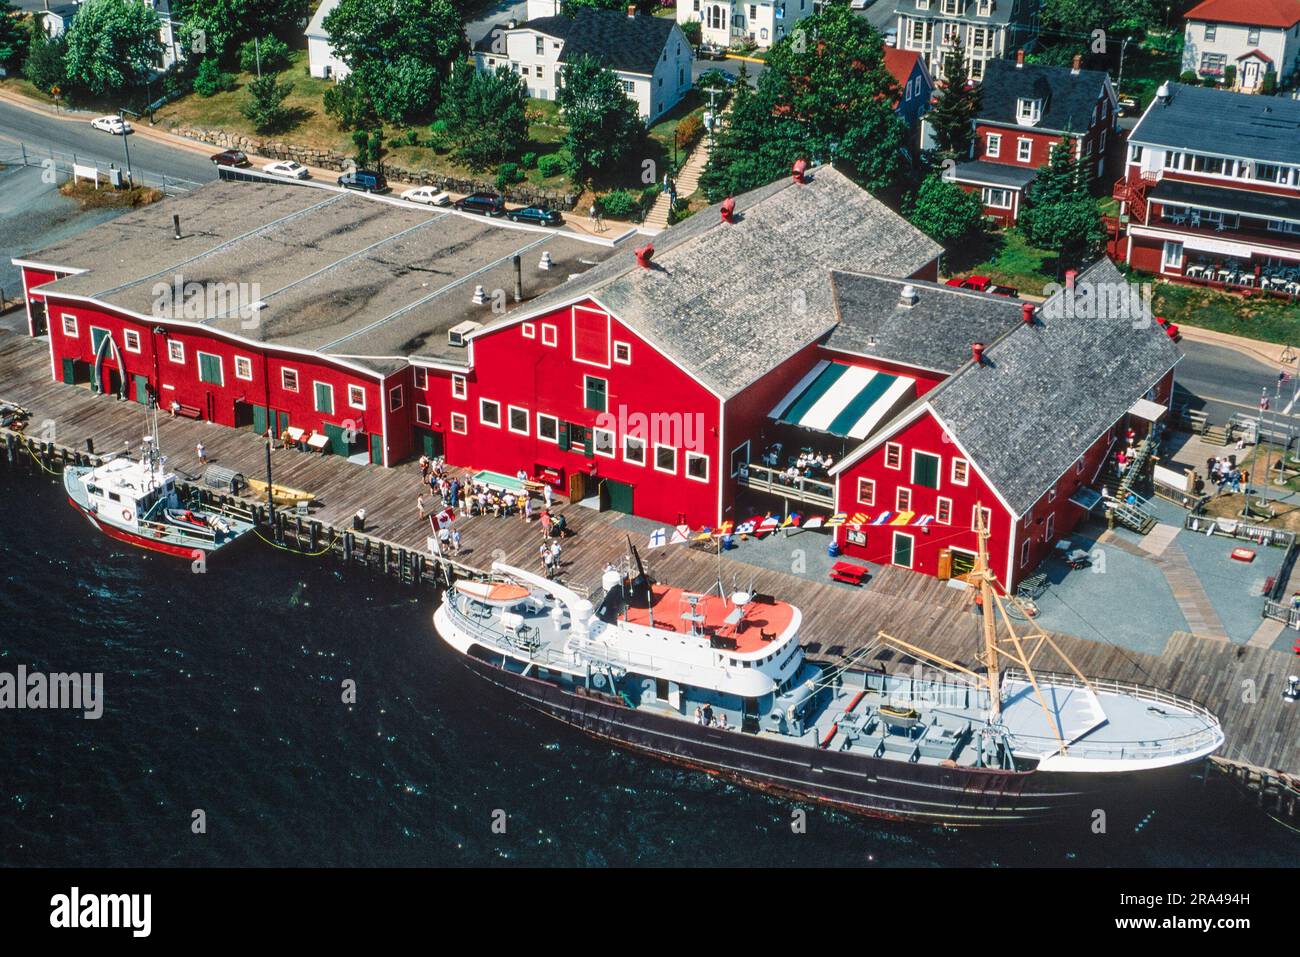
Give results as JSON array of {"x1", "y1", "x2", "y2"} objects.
[
  {"x1": 614, "y1": 341, "x2": 632, "y2": 364},
  {"x1": 1017, "y1": 137, "x2": 1033, "y2": 162},
  {"x1": 451, "y1": 374, "x2": 467, "y2": 399},
  {"x1": 896, "y1": 486, "x2": 912, "y2": 512},
  {"x1": 281, "y1": 367, "x2": 298, "y2": 392},
  {"x1": 884, "y1": 442, "x2": 902, "y2": 469},
  {"x1": 985, "y1": 133, "x2": 1001, "y2": 158},
  {"x1": 1020, "y1": 538, "x2": 1031, "y2": 567},
  {"x1": 61, "y1": 313, "x2": 78, "y2": 337},
  {"x1": 508, "y1": 405, "x2": 529, "y2": 435},
  {"x1": 971, "y1": 505, "x2": 991, "y2": 532},
  {"x1": 413, "y1": 368, "x2": 427, "y2": 390},
  {"x1": 594, "y1": 427, "x2": 616, "y2": 458},
  {"x1": 415, "y1": 403, "x2": 432, "y2": 426},
  {"x1": 1075, "y1": 457, "x2": 1085, "y2": 475},
  {"x1": 538, "y1": 413, "x2": 559, "y2": 443},
  {"x1": 936, "y1": 497, "x2": 952, "y2": 524},
  {"x1": 167, "y1": 340, "x2": 185, "y2": 364},
  {"x1": 314, "y1": 381, "x2": 334, "y2": 415},
  {"x1": 480, "y1": 398, "x2": 501, "y2": 428},
  {"x1": 982, "y1": 187, "x2": 1013, "y2": 209},
  {"x1": 389, "y1": 385, "x2": 404, "y2": 412},
  {"x1": 654, "y1": 444, "x2": 677, "y2": 474},
  {"x1": 523, "y1": 322, "x2": 536, "y2": 339},
  {"x1": 685, "y1": 451, "x2": 709, "y2": 482},
  {"x1": 348, "y1": 384, "x2": 366, "y2": 410},
  {"x1": 123, "y1": 329, "x2": 141, "y2": 353},
  {"x1": 892, "y1": 531, "x2": 914, "y2": 569},
  {"x1": 541, "y1": 323, "x2": 557, "y2": 347},
  {"x1": 451, "y1": 412, "x2": 467, "y2": 434},
  {"x1": 197, "y1": 351, "x2": 223, "y2": 386},
  {"x1": 911, "y1": 450, "x2": 941, "y2": 489},
  {"x1": 234, "y1": 356, "x2": 253, "y2": 381},
  {"x1": 1016, "y1": 99, "x2": 1041, "y2": 125},
  {"x1": 583, "y1": 375, "x2": 608, "y2": 413},
  {"x1": 624, "y1": 435, "x2": 646, "y2": 465},
  {"x1": 1047, "y1": 488, "x2": 1057, "y2": 504},
  {"x1": 857, "y1": 477, "x2": 875, "y2": 506},
  {"x1": 1045, "y1": 512, "x2": 1056, "y2": 542},
  {"x1": 951, "y1": 458, "x2": 969, "y2": 485}
]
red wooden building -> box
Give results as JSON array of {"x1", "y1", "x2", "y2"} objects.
[{"x1": 952, "y1": 52, "x2": 1118, "y2": 225}]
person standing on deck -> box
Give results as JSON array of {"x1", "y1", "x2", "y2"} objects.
[{"x1": 196, "y1": 442, "x2": 207, "y2": 466}]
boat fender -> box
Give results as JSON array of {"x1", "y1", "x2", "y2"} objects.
[{"x1": 122, "y1": 508, "x2": 132, "y2": 521}]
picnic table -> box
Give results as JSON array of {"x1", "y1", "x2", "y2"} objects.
[{"x1": 830, "y1": 561, "x2": 870, "y2": 586}]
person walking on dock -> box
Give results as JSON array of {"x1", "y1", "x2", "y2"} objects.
[
  {"x1": 539, "y1": 509, "x2": 552, "y2": 538},
  {"x1": 196, "y1": 442, "x2": 207, "y2": 466},
  {"x1": 417, "y1": 494, "x2": 427, "y2": 520},
  {"x1": 543, "y1": 483, "x2": 552, "y2": 509},
  {"x1": 542, "y1": 546, "x2": 555, "y2": 580}
]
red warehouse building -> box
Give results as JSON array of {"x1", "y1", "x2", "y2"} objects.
[
  {"x1": 952, "y1": 52, "x2": 1118, "y2": 225},
  {"x1": 1113, "y1": 82, "x2": 1300, "y2": 292},
  {"x1": 827, "y1": 258, "x2": 1179, "y2": 592}
]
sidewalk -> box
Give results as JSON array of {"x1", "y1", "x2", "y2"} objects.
[{"x1": 1177, "y1": 323, "x2": 1294, "y2": 367}]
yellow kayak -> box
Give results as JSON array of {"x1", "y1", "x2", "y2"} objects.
[{"x1": 246, "y1": 478, "x2": 315, "y2": 506}]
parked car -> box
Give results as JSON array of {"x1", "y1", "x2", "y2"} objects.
[
  {"x1": 336, "y1": 169, "x2": 389, "y2": 193},
  {"x1": 400, "y1": 186, "x2": 451, "y2": 206},
  {"x1": 697, "y1": 68, "x2": 736, "y2": 90},
  {"x1": 263, "y1": 159, "x2": 310, "y2": 179},
  {"x1": 945, "y1": 275, "x2": 1020, "y2": 297},
  {"x1": 453, "y1": 192, "x2": 506, "y2": 217},
  {"x1": 883, "y1": 27, "x2": 898, "y2": 47},
  {"x1": 1156, "y1": 315, "x2": 1181, "y2": 341},
  {"x1": 507, "y1": 205, "x2": 563, "y2": 226},
  {"x1": 697, "y1": 42, "x2": 727, "y2": 61},
  {"x1": 1116, "y1": 93, "x2": 1140, "y2": 117},
  {"x1": 210, "y1": 149, "x2": 250, "y2": 168},
  {"x1": 850, "y1": 0, "x2": 872, "y2": 9},
  {"x1": 91, "y1": 115, "x2": 131, "y2": 135}
]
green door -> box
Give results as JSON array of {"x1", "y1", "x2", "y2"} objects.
[
  {"x1": 276, "y1": 411, "x2": 290, "y2": 435},
  {"x1": 90, "y1": 327, "x2": 110, "y2": 354},
  {"x1": 323, "y1": 422, "x2": 351, "y2": 456},
  {"x1": 606, "y1": 479, "x2": 634, "y2": 515},
  {"x1": 133, "y1": 374, "x2": 149, "y2": 405},
  {"x1": 252, "y1": 404, "x2": 268, "y2": 435},
  {"x1": 62, "y1": 358, "x2": 76, "y2": 385},
  {"x1": 314, "y1": 382, "x2": 334, "y2": 415},
  {"x1": 892, "y1": 532, "x2": 914, "y2": 568},
  {"x1": 370, "y1": 433, "x2": 383, "y2": 465},
  {"x1": 413, "y1": 427, "x2": 443, "y2": 459}
]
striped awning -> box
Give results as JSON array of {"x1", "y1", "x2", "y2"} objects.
[{"x1": 770, "y1": 360, "x2": 916, "y2": 439}]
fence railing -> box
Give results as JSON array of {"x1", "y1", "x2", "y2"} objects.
[
  {"x1": 735, "y1": 462, "x2": 834, "y2": 508},
  {"x1": 0, "y1": 143, "x2": 200, "y2": 196},
  {"x1": 1184, "y1": 512, "x2": 1295, "y2": 548}
]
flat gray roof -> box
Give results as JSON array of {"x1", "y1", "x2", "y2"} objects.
[{"x1": 24, "y1": 180, "x2": 621, "y2": 374}]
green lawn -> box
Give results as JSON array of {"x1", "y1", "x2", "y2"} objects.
[
  {"x1": 946, "y1": 229, "x2": 1059, "y2": 295},
  {"x1": 1116, "y1": 34, "x2": 1183, "y2": 110},
  {"x1": 1151, "y1": 282, "x2": 1300, "y2": 346}
]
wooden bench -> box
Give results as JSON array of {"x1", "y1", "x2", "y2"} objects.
[{"x1": 170, "y1": 403, "x2": 202, "y2": 419}]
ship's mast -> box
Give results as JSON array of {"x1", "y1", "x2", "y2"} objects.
[{"x1": 974, "y1": 504, "x2": 1001, "y2": 719}]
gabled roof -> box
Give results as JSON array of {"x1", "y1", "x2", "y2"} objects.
[
  {"x1": 473, "y1": 166, "x2": 943, "y2": 398},
  {"x1": 977, "y1": 58, "x2": 1112, "y2": 136},
  {"x1": 883, "y1": 47, "x2": 925, "y2": 88},
  {"x1": 1129, "y1": 83, "x2": 1300, "y2": 166},
  {"x1": 473, "y1": 8, "x2": 678, "y2": 75},
  {"x1": 306, "y1": 0, "x2": 340, "y2": 39},
  {"x1": 891, "y1": 0, "x2": 1020, "y2": 26},
  {"x1": 832, "y1": 259, "x2": 1182, "y2": 516},
  {"x1": 1236, "y1": 48, "x2": 1274, "y2": 62},
  {"x1": 825, "y1": 273, "x2": 1025, "y2": 374},
  {"x1": 1183, "y1": 0, "x2": 1300, "y2": 29}
]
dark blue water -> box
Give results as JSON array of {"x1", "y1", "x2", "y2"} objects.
[{"x1": 2, "y1": 464, "x2": 1298, "y2": 867}]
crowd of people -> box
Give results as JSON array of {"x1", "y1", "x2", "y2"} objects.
[
  {"x1": 1207, "y1": 455, "x2": 1244, "y2": 495},
  {"x1": 693, "y1": 704, "x2": 730, "y2": 729}
]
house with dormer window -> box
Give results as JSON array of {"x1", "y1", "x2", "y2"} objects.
[
  {"x1": 948, "y1": 52, "x2": 1117, "y2": 224},
  {"x1": 677, "y1": 0, "x2": 815, "y2": 50},
  {"x1": 473, "y1": 4, "x2": 694, "y2": 122},
  {"x1": 1180, "y1": 0, "x2": 1300, "y2": 93},
  {"x1": 892, "y1": 0, "x2": 1039, "y2": 81}
]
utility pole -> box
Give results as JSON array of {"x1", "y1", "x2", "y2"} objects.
[
  {"x1": 117, "y1": 108, "x2": 141, "y2": 186},
  {"x1": 1116, "y1": 36, "x2": 1133, "y2": 97}
]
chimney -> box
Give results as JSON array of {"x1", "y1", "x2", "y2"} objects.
[
  {"x1": 172, "y1": 214, "x2": 181, "y2": 240},
  {"x1": 1065, "y1": 268, "x2": 1077, "y2": 291},
  {"x1": 720, "y1": 197, "x2": 736, "y2": 223},
  {"x1": 1022, "y1": 302, "x2": 1035, "y2": 325},
  {"x1": 792, "y1": 158, "x2": 809, "y2": 184},
  {"x1": 634, "y1": 243, "x2": 654, "y2": 268},
  {"x1": 898, "y1": 284, "x2": 919, "y2": 307},
  {"x1": 1016, "y1": 49, "x2": 1025, "y2": 69},
  {"x1": 972, "y1": 342, "x2": 985, "y2": 365},
  {"x1": 1071, "y1": 53, "x2": 1081, "y2": 74},
  {"x1": 512, "y1": 253, "x2": 522, "y2": 302},
  {"x1": 626, "y1": 3, "x2": 636, "y2": 14}
]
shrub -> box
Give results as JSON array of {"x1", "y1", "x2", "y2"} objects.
[
  {"x1": 1263, "y1": 73, "x2": 1277, "y2": 94},
  {"x1": 1179, "y1": 70, "x2": 1198, "y2": 84},
  {"x1": 193, "y1": 58, "x2": 235, "y2": 97},
  {"x1": 324, "y1": 74, "x2": 376, "y2": 130},
  {"x1": 674, "y1": 114, "x2": 703, "y2": 153},
  {"x1": 1223, "y1": 65, "x2": 1236, "y2": 88},
  {"x1": 681, "y1": 20, "x2": 701, "y2": 45},
  {"x1": 521, "y1": 151, "x2": 538, "y2": 169},
  {"x1": 428, "y1": 118, "x2": 452, "y2": 150},
  {"x1": 238, "y1": 36, "x2": 290, "y2": 75},
  {"x1": 537, "y1": 152, "x2": 567, "y2": 177},
  {"x1": 494, "y1": 162, "x2": 524, "y2": 190},
  {"x1": 598, "y1": 188, "x2": 641, "y2": 220}
]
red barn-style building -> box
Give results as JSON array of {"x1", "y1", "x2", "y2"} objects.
[
  {"x1": 952, "y1": 52, "x2": 1118, "y2": 225},
  {"x1": 828, "y1": 259, "x2": 1179, "y2": 591}
]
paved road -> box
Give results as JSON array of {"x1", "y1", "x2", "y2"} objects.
[
  {"x1": 1175, "y1": 339, "x2": 1300, "y2": 444},
  {"x1": 0, "y1": 100, "x2": 215, "y2": 191}
]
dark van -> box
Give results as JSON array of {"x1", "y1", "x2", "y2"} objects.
[{"x1": 337, "y1": 169, "x2": 389, "y2": 193}]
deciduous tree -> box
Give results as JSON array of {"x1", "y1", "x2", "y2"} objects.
[
  {"x1": 435, "y1": 62, "x2": 529, "y2": 169},
  {"x1": 555, "y1": 53, "x2": 644, "y2": 182},
  {"x1": 63, "y1": 0, "x2": 162, "y2": 95},
  {"x1": 907, "y1": 173, "x2": 985, "y2": 244}
]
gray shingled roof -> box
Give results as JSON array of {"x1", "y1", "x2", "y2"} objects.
[
  {"x1": 891, "y1": 0, "x2": 1018, "y2": 25},
  {"x1": 479, "y1": 166, "x2": 943, "y2": 397},
  {"x1": 825, "y1": 273, "x2": 1026, "y2": 373},
  {"x1": 1129, "y1": 83, "x2": 1300, "y2": 166},
  {"x1": 924, "y1": 257, "x2": 1181, "y2": 515},
  {"x1": 952, "y1": 159, "x2": 1039, "y2": 189},
  {"x1": 978, "y1": 58, "x2": 1110, "y2": 135},
  {"x1": 473, "y1": 8, "x2": 677, "y2": 75}
]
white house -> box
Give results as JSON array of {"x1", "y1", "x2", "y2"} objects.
[
  {"x1": 678, "y1": 0, "x2": 815, "y2": 50},
  {"x1": 473, "y1": 6, "x2": 694, "y2": 123},
  {"x1": 41, "y1": 0, "x2": 184, "y2": 71},
  {"x1": 306, "y1": 0, "x2": 351, "y2": 80},
  {"x1": 1181, "y1": 0, "x2": 1300, "y2": 92}
]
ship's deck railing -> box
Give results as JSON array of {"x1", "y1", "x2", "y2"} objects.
[
  {"x1": 1001, "y1": 668, "x2": 1224, "y2": 760},
  {"x1": 137, "y1": 516, "x2": 217, "y2": 544}
]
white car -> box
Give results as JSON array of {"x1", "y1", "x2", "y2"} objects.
[
  {"x1": 400, "y1": 186, "x2": 451, "y2": 207},
  {"x1": 91, "y1": 115, "x2": 131, "y2": 135},
  {"x1": 263, "y1": 160, "x2": 311, "y2": 179},
  {"x1": 850, "y1": 0, "x2": 871, "y2": 8}
]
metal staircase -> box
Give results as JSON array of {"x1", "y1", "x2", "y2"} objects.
[{"x1": 1106, "y1": 432, "x2": 1161, "y2": 534}]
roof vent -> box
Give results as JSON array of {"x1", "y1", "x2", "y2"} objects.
[
  {"x1": 471, "y1": 284, "x2": 487, "y2": 305},
  {"x1": 172, "y1": 214, "x2": 181, "y2": 240},
  {"x1": 539, "y1": 250, "x2": 553, "y2": 270},
  {"x1": 1016, "y1": 49, "x2": 1025, "y2": 69},
  {"x1": 792, "y1": 158, "x2": 809, "y2": 184},
  {"x1": 634, "y1": 243, "x2": 654, "y2": 268},
  {"x1": 448, "y1": 320, "x2": 482, "y2": 347},
  {"x1": 1022, "y1": 302, "x2": 1035, "y2": 324},
  {"x1": 972, "y1": 342, "x2": 985, "y2": 366},
  {"x1": 1157, "y1": 80, "x2": 1171, "y2": 105},
  {"x1": 898, "y1": 284, "x2": 919, "y2": 307},
  {"x1": 626, "y1": 3, "x2": 636, "y2": 14},
  {"x1": 720, "y1": 196, "x2": 736, "y2": 223},
  {"x1": 1065, "y1": 268, "x2": 1077, "y2": 291}
]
